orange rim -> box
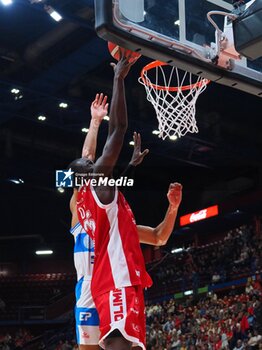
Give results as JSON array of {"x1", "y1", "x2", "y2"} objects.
[{"x1": 140, "y1": 61, "x2": 210, "y2": 92}]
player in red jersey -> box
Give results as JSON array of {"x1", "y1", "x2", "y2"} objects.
[
  {"x1": 69, "y1": 53, "x2": 182, "y2": 350},
  {"x1": 70, "y1": 94, "x2": 150, "y2": 350}
]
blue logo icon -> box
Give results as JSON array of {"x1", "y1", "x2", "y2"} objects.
[{"x1": 56, "y1": 169, "x2": 74, "y2": 188}]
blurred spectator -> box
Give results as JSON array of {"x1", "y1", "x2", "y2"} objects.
[
  {"x1": 0, "y1": 297, "x2": 6, "y2": 312},
  {"x1": 248, "y1": 329, "x2": 262, "y2": 347},
  {"x1": 212, "y1": 272, "x2": 221, "y2": 284},
  {"x1": 253, "y1": 276, "x2": 262, "y2": 295},
  {"x1": 245, "y1": 281, "x2": 254, "y2": 295},
  {"x1": 233, "y1": 339, "x2": 244, "y2": 350}
]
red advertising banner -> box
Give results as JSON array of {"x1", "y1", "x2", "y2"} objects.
[{"x1": 180, "y1": 205, "x2": 219, "y2": 226}]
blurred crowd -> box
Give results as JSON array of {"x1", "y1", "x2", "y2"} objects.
[
  {"x1": 53, "y1": 339, "x2": 78, "y2": 350},
  {"x1": 146, "y1": 279, "x2": 262, "y2": 350},
  {"x1": 1, "y1": 224, "x2": 261, "y2": 350},
  {"x1": 0, "y1": 328, "x2": 78, "y2": 350},
  {"x1": 0, "y1": 328, "x2": 33, "y2": 350},
  {"x1": 151, "y1": 225, "x2": 262, "y2": 294}
]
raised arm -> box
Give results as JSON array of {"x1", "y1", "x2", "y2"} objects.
[
  {"x1": 70, "y1": 94, "x2": 108, "y2": 221},
  {"x1": 93, "y1": 54, "x2": 136, "y2": 204},
  {"x1": 129, "y1": 132, "x2": 149, "y2": 167},
  {"x1": 137, "y1": 183, "x2": 182, "y2": 246},
  {"x1": 82, "y1": 93, "x2": 108, "y2": 160},
  {"x1": 120, "y1": 131, "x2": 149, "y2": 179}
]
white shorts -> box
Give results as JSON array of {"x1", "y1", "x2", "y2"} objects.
[{"x1": 75, "y1": 277, "x2": 100, "y2": 345}]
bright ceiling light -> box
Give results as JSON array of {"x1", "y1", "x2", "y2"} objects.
[
  {"x1": 11, "y1": 88, "x2": 20, "y2": 94},
  {"x1": 57, "y1": 187, "x2": 65, "y2": 193},
  {"x1": 129, "y1": 141, "x2": 135, "y2": 146},
  {"x1": 45, "y1": 6, "x2": 63, "y2": 22},
  {"x1": 9, "y1": 178, "x2": 24, "y2": 185},
  {"x1": 81, "y1": 128, "x2": 89, "y2": 133},
  {"x1": 152, "y1": 130, "x2": 160, "y2": 135},
  {"x1": 50, "y1": 10, "x2": 62, "y2": 22},
  {"x1": 103, "y1": 115, "x2": 110, "y2": 121},
  {"x1": 184, "y1": 290, "x2": 193, "y2": 296},
  {"x1": 38, "y1": 115, "x2": 46, "y2": 121},
  {"x1": 9, "y1": 179, "x2": 20, "y2": 185},
  {"x1": 169, "y1": 135, "x2": 178, "y2": 141},
  {"x1": 171, "y1": 248, "x2": 184, "y2": 254},
  {"x1": 59, "y1": 102, "x2": 68, "y2": 109},
  {"x1": 1, "y1": 0, "x2": 13, "y2": 6},
  {"x1": 14, "y1": 95, "x2": 23, "y2": 100},
  {"x1": 35, "y1": 250, "x2": 53, "y2": 255}
]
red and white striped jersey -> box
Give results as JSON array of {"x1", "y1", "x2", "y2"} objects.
[{"x1": 77, "y1": 185, "x2": 152, "y2": 298}]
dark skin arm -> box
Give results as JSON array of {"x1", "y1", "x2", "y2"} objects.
[
  {"x1": 129, "y1": 132, "x2": 149, "y2": 166},
  {"x1": 93, "y1": 54, "x2": 136, "y2": 204},
  {"x1": 120, "y1": 132, "x2": 149, "y2": 177},
  {"x1": 119, "y1": 132, "x2": 149, "y2": 194}
]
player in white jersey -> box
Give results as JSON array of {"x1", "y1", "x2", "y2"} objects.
[
  {"x1": 70, "y1": 222, "x2": 98, "y2": 347},
  {"x1": 70, "y1": 93, "x2": 108, "y2": 350}
]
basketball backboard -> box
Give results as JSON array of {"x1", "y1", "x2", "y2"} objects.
[{"x1": 95, "y1": 0, "x2": 262, "y2": 97}]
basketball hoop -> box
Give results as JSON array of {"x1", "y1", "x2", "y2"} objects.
[{"x1": 138, "y1": 61, "x2": 210, "y2": 140}]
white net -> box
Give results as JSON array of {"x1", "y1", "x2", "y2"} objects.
[{"x1": 138, "y1": 62, "x2": 209, "y2": 140}]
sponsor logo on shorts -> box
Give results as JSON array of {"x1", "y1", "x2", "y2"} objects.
[
  {"x1": 79, "y1": 311, "x2": 92, "y2": 322},
  {"x1": 135, "y1": 270, "x2": 140, "y2": 277},
  {"x1": 130, "y1": 307, "x2": 139, "y2": 315},
  {"x1": 112, "y1": 289, "x2": 124, "y2": 322},
  {"x1": 81, "y1": 331, "x2": 90, "y2": 339},
  {"x1": 132, "y1": 323, "x2": 140, "y2": 332}
]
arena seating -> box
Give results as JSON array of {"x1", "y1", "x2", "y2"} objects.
[
  {"x1": 147, "y1": 225, "x2": 262, "y2": 298},
  {"x1": 0, "y1": 273, "x2": 76, "y2": 321},
  {"x1": 1, "y1": 286, "x2": 260, "y2": 350},
  {"x1": 145, "y1": 289, "x2": 262, "y2": 350},
  {"x1": 0, "y1": 328, "x2": 33, "y2": 350},
  {"x1": 0, "y1": 224, "x2": 261, "y2": 350}
]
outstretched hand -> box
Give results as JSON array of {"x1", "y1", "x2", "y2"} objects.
[
  {"x1": 129, "y1": 132, "x2": 149, "y2": 166},
  {"x1": 167, "y1": 183, "x2": 182, "y2": 210},
  {"x1": 91, "y1": 93, "x2": 109, "y2": 123},
  {"x1": 110, "y1": 50, "x2": 138, "y2": 79}
]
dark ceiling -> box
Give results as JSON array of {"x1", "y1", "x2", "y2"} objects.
[{"x1": 0, "y1": 0, "x2": 261, "y2": 264}]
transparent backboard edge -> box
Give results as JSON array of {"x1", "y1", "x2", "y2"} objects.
[
  {"x1": 113, "y1": 0, "x2": 262, "y2": 85},
  {"x1": 95, "y1": 0, "x2": 262, "y2": 96}
]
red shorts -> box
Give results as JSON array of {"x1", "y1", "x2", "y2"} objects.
[{"x1": 94, "y1": 285, "x2": 146, "y2": 350}]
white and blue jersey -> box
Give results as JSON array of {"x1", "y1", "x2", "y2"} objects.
[
  {"x1": 71, "y1": 222, "x2": 95, "y2": 281},
  {"x1": 70, "y1": 222, "x2": 100, "y2": 345}
]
